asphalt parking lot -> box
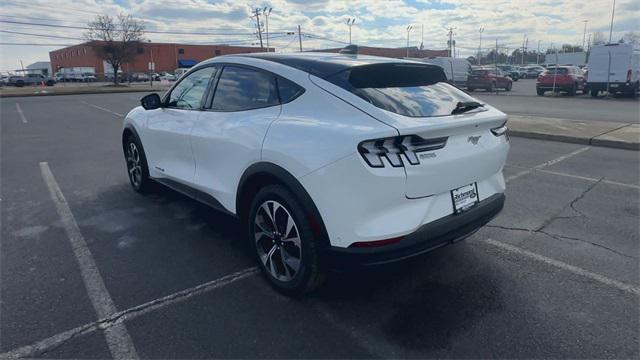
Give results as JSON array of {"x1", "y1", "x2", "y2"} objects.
[
  {"x1": 1, "y1": 93, "x2": 639, "y2": 358},
  {"x1": 474, "y1": 78, "x2": 640, "y2": 124}
]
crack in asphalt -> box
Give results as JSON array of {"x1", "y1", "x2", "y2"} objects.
[{"x1": 485, "y1": 177, "x2": 636, "y2": 260}]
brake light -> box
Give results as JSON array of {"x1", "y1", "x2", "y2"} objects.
[
  {"x1": 358, "y1": 135, "x2": 448, "y2": 168},
  {"x1": 491, "y1": 122, "x2": 508, "y2": 137}
]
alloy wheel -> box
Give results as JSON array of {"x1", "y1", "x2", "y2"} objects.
[
  {"x1": 126, "y1": 142, "x2": 143, "y2": 188},
  {"x1": 254, "y1": 200, "x2": 302, "y2": 282}
]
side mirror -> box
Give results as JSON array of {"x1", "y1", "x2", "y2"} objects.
[{"x1": 141, "y1": 93, "x2": 162, "y2": 110}]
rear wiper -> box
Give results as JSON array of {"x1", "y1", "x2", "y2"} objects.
[{"x1": 451, "y1": 101, "x2": 484, "y2": 115}]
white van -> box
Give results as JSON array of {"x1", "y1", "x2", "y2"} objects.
[
  {"x1": 411, "y1": 57, "x2": 472, "y2": 87},
  {"x1": 587, "y1": 43, "x2": 639, "y2": 97}
]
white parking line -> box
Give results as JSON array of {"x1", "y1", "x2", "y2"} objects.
[
  {"x1": 15, "y1": 103, "x2": 27, "y2": 123},
  {"x1": 80, "y1": 100, "x2": 124, "y2": 117},
  {"x1": 0, "y1": 266, "x2": 258, "y2": 359},
  {"x1": 506, "y1": 146, "x2": 590, "y2": 183},
  {"x1": 483, "y1": 238, "x2": 640, "y2": 296},
  {"x1": 39, "y1": 162, "x2": 138, "y2": 359},
  {"x1": 506, "y1": 164, "x2": 640, "y2": 190}
]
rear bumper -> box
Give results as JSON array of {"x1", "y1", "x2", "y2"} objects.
[
  {"x1": 321, "y1": 193, "x2": 505, "y2": 269},
  {"x1": 587, "y1": 82, "x2": 637, "y2": 93}
]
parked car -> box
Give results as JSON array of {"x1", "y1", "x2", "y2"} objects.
[
  {"x1": 174, "y1": 68, "x2": 189, "y2": 79},
  {"x1": 536, "y1": 66, "x2": 586, "y2": 96},
  {"x1": 524, "y1": 65, "x2": 545, "y2": 79},
  {"x1": 0, "y1": 75, "x2": 8, "y2": 86},
  {"x1": 586, "y1": 43, "x2": 639, "y2": 97},
  {"x1": 122, "y1": 52, "x2": 509, "y2": 294},
  {"x1": 498, "y1": 65, "x2": 520, "y2": 81},
  {"x1": 8, "y1": 74, "x2": 55, "y2": 87},
  {"x1": 159, "y1": 72, "x2": 176, "y2": 81},
  {"x1": 131, "y1": 73, "x2": 150, "y2": 82},
  {"x1": 466, "y1": 68, "x2": 513, "y2": 91},
  {"x1": 516, "y1": 66, "x2": 528, "y2": 79}
]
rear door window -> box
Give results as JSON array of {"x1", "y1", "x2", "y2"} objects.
[
  {"x1": 211, "y1": 66, "x2": 279, "y2": 111},
  {"x1": 327, "y1": 63, "x2": 481, "y2": 117}
]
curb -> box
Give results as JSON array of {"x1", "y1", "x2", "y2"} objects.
[
  {"x1": 509, "y1": 130, "x2": 639, "y2": 150},
  {"x1": 0, "y1": 87, "x2": 166, "y2": 98}
]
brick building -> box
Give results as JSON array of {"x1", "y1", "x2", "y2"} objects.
[
  {"x1": 313, "y1": 45, "x2": 449, "y2": 58},
  {"x1": 49, "y1": 42, "x2": 270, "y2": 75}
]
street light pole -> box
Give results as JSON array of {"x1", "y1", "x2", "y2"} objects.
[
  {"x1": 263, "y1": 7, "x2": 272, "y2": 52},
  {"x1": 478, "y1": 27, "x2": 484, "y2": 65},
  {"x1": 406, "y1": 25, "x2": 413, "y2": 58},
  {"x1": 346, "y1": 18, "x2": 355, "y2": 44},
  {"x1": 582, "y1": 20, "x2": 588, "y2": 50},
  {"x1": 608, "y1": 0, "x2": 616, "y2": 43}
]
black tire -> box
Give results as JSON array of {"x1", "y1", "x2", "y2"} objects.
[
  {"x1": 15, "y1": 81, "x2": 24, "y2": 88},
  {"x1": 123, "y1": 134, "x2": 152, "y2": 193},
  {"x1": 568, "y1": 84, "x2": 577, "y2": 96},
  {"x1": 505, "y1": 82, "x2": 512, "y2": 91},
  {"x1": 46, "y1": 80, "x2": 55, "y2": 86},
  {"x1": 487, "y1": 82, "x2": 495, "y2": 92},
  {"x1": 536, "y1": 88, "x2": 545, "y2": 96},
  {"x1": 248, "y1": 184, "x2": 325, "y2": 295},
  {"x1": 590, "y1": 89, "x2": 599, "y2": 98},
  {"x1": 467, "y1": 87, "x2": 475, "y2": 92}
]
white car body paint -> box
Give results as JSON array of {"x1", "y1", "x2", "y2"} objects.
[{"x1": 123, "y1": 53, "x2": 509, "y2": 248}]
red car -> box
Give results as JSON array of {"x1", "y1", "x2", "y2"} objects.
[
  {"x1": 536, "y1": 66, "x2": 586, "y2": 96},
  {"x1": 466, "y1": 68, "x2": 512, "y2": 92}
]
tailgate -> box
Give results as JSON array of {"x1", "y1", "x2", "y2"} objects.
[{"x1": 398, "y1": 110, "x2": 509, "y2": 198}]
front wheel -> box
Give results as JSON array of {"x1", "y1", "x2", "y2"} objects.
[
  {"x1": 591, "y1": 89, "x2": 599, "y2": 98},
  {"x1": 487, "y1": 82, "x2": 495, "y2": 92},
  {"x1": 124, "y1": 134, "x2": 152, "y2": 193},
  {"x1": 568, "y1": 84, "x2": 577, "y2": 96},
  {"x1": 505, "y1": 82, "x2": 512, "y2": 91},
  {"x1": 249, "y1": 185, "x2": 325, "y2": 295}
]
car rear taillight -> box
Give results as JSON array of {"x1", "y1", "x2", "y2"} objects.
[
  {"x1": 358, "y1": 135, "x2": 448, "y2": 168},
  {"x1": 491, "y1": 122, "x2": 508, "y2": 137}
]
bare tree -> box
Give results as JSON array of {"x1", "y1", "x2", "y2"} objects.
[
  {"x1": 85, "y1": 14, "x2": 144, "y2": 84},
  {"x1": 592, "y1": 31, "x2": 607, "y2": 46}
]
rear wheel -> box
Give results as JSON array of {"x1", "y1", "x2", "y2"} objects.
[
  {"x1": 590, "y1": 89, "x2": 599, "y2": 98},
  {"x1": 487, "y1": 82, "x2": 495, "y2": 92},
  {"x1": 505, "y1": 82, "x2": 512, "y2": 91},
  {"x1": 124, "y1": 134, "x2": 152, "y2": 193},
  {"x1": 536, "y1": 88, "x2": 545, "y2": 96},
  {"x1": 249, "y1": 184, "x2": 325, "y2": 295}
]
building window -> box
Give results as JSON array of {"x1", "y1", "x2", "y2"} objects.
[
  {"x1": 178, "y1": 48, "x2": 185, "y2": 54},
  {"x1": 83, "y1": 48, "x2": 87, "y2": 55},
  {"x1": 137, "y1": 47, "x2": 144, "y2": 54},
  {"x1": 215, "y1": 50, "x2": 221, "y2": 56}
]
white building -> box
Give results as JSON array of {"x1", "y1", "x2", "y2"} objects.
[{"x1": 26, "y1": 61, "x2": 52, "y2": 76}]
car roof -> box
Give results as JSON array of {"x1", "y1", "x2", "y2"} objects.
[{"x1": 208, "y1": 52, "x2": 437, "y2": 79}]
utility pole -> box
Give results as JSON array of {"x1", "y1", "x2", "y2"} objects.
[
  {"x1": 447, "y1": 27, "x2": 455, "y2": 58},
  {"x1": 263, "y1": 7, "x2": 272, "y2": 52},
  {"x1": 406, "y1": 25, "x2": 413, "y2": 58},
  {"x1": 609, "y1": 0, "x2": 616, "y2": 43},
  {"x1": 478, "y1": 27, "x2": 484, "y2": 65},
  {"x1": 537, "y1": 40, "x2": 541, "y2": 64},
  {"x1": 420, "y1": 24, "x2": 424, "y2": 50},
  {"x1": 298, "y1": 24, "x2": 302, "y2": 52},
  {"x1": 521, "y1": 34, "x2": 527, "y2": 65},
  {"x1": 582, "y1": 20, "x2": 588, "y2": 50},
  {"x1": 495, "y1": 39, "x2": 499, "y2": 93},
  {"x1": 252, "y1": 8, "x2": 264, "y2": 50},
  {"x1": 346, "y1": 18, "x2": 355, "y2": 44},
  {"x1": 587, "y1": 33, "x2": 592, "y2": 52}
]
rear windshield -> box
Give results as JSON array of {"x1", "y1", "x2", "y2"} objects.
[
  {"x1": 544, "y1": 68, "x2": 569, "y2": 75},
  {"x1": 326, "y1": 63, "x2": 482, "y2": 117}
]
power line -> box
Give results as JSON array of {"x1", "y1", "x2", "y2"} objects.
[
  {"x1": 0, "y1": 19, "x2": 285, "y2": 36},
  {"x1": 0, "y1": 29, "x2": 84, "y2": 40}
]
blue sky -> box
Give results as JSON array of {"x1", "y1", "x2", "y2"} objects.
[{"x1": 1, "y1": 0, "x2": 638, "y2": 72}]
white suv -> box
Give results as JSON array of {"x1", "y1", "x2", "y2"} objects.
[{"x1": 122, "y1": 52, "x2": 509, "y2": 294}]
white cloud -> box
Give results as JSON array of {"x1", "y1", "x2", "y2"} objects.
[{"x1": 1, "y1": 0, "x2": 638, "y2": 71}]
